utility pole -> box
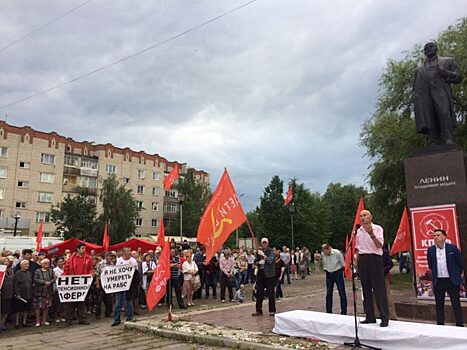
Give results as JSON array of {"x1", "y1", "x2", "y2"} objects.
[{"x1": 13, "y1": 213, "x2": 21, "y2": 237}]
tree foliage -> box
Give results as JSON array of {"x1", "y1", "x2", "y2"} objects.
[
  {"x1": 99, "y1": 174, "x2": 141, "y2": 244},
  {"x1": 360, "y1": 18, "x2": 467, "y2": 242},
  {"x1": 168, "y1": 169, "x2": 211, "y2": 237},
  {"x1": 50, "y1": 187, "x2": 98, "y2": 242}
]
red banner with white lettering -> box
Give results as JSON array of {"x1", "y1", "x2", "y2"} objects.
[
  {"x1": 146, "y1": 240, "x2": 170, "y2": 311},
  {"x1": 0, "y1": 265, "x2": 6, "y2": 289},
  {"x1": 410, "y1": 204, "x2": 466, "y2": 300}
]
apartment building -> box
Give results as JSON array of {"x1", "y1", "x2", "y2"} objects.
[{"x1": 0, "y1": 121, "x2": 209, "y2": 237}]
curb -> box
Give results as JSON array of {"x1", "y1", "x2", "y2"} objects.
[{"x1": 125, "y1": 321, "x2": 288, "y2": 350}]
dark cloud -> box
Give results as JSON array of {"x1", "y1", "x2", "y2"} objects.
[{"x1": 0, "y1": 0, "x2": 464, "y2": 210}]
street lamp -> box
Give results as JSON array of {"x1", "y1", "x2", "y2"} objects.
[
  {"x1": 179, "y1": 194, "x2": 184, "y2": 243},
  {"x1": 13, "y1": 213, "x2": 21, "y2": 237},
  {"x1": 289, "y1": 204, "x2": 295, "y2": 249}
]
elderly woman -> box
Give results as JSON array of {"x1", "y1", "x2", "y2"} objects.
[
  {"x1": 0, "y1": 256, "x2": 14, "y2": 331},
  {"x1": 13, "y1": 259, "x2": 33, "y2": 328},
  {"x1": 182, "y1": 250, "x2": 199, "y2": 307},
  {"x1": 33, "y1": 258, "x2": 55, "y2": 326}
]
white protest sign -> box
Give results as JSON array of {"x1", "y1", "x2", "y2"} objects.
[
  {"x1": 55, "y1": 275, "x2": 93, "y2": 303},
  {"x1": 101, "y1": 265, "x2": 136, "y2": 294}
]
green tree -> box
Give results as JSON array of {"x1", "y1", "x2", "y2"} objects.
[
  {"x1": 99, "y1": 174, "x2": 141, "y2": 244},
  {"x1": 360, "y1": 18, "x2": 467, "y2": 242},
  {"x1": 256, "y1": 176, "x2": 289, "y2": 247},
  {"x1": 321, "y1": 183, "x2": 366, "y2": 250},
  {"x1": 50, "y1": 187, "x2": 98, "y2": 242},
  {"x1": 168, "y1": 169, "x2": 211, "y2": 237}
]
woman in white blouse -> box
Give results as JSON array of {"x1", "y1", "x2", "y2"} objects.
[
  {"x1": 142, "y1": 253, "x2": 156, "y2": 292},
  {"x1": 182, "y1": 250, "x2": 198, "y2": 306}
]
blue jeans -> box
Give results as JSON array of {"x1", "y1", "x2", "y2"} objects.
[
  {"x1": 236, "y1": 271, "x2": 247, "y2": 289},
  {"x1": 247, "y1": 265, "x2": 255, "y2": 283},
  {"x1": 325, "y1": 269, "x2": 347, "y2": 315},
  {"x1": 284, "y1": 265, "x2": 291, "y2": 284},
  {"x1": 275, "y1": 278, "x2": 283, "y2": 298},
  {"x1": 114, "y1": 291, "x2": 133, "y2": 323}
]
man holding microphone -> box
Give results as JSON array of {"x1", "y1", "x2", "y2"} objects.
[{"x1": 355, "y1": 210, "x2": 389, "y2": 327}]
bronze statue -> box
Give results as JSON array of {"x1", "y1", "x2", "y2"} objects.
[{"x1": 413, "y1": 42, "x2": 463, "y2": 145}]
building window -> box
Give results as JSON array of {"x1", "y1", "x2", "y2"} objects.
[
  {"x1": 136, "y1": 201, "x2": 144, "y2": 209},
  {"x1": 40, "y1": 172, "x2": 55, "y2": 183},
  {"x1": 79, "y1": 176, "x2": 97, "y2": 188},
  {"x1": 122, "y1": 177, "x2": 130, "y2": 184},
  {"x1": 152, "y1": 187, "x2": 160, "y2": 196},
  {"x1": 41, "y1": 153, "x2": 55, "y2": 165},
  {"x1": 0, "y1": 188, "x2": 4, "y2": 200},
  {"x1": 0, "y1": 147, "x2": 8, "y2": 158},
  {"x1": 151, "y1": 219, "x2": 158, "y2": 227},
  {"x1": 152, "y1": 171, "x2": 160, "y2": 181},
  {"x1": 64, "y1": 155, "x2": 79, "y2": 167},
  {"x1": 19, "y1": 161, "x2": 30, "y2": 169},
  {"x1": 16, "y1": 202, "x2": 26, "y2": 208},
  {"x1": 105, "y1": 164, "x2": 117, "y2": 174},
  {"x1": 36, "y1": 212, "x2": 50, "y2": 223},
  {"x1": 164, "y1": 202, "x2": 178, "y2": 213},
  {"x1": 135, "y1": 218, "x2": 143, "y2": 226},
  {"x1": 151, "y1": 202, "x2": 159, "y2": 211},
  {"x1": 138, "y1": 169, "x2": 145, "y2": 179},
  {"x1": 38, "y1": 192, "x2": 52, "y2": 203},
  {"x1": 81, "y1": 158, "x2": 98, "y2": 169},
  {"x1": 0, "y1": 166, "x2": 7, "y2": 179},
  {"x1": 165, "y1": 189, "x2": 177, "y2": 198},
  {"x1": 137, "y1": 185, "x2": 144, "y2": 195},
  {"x1": 17, "y1": 181, "x2": 29, "y2": 188}
]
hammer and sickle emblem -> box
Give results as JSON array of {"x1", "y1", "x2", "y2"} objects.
[{"x1": 211, "y1": 208, "x2": 232, "y2": 246}]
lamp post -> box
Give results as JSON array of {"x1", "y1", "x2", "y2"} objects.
[
  {"x1": 179, "y1": 195, "x2": 184, "y2": 243},
  {"x1": 235, "y1": 193, "x2": 245, "y2": 247},
  {"x1": 289, "y1": 204, "x2": 295, "y2": 249},
  {"x1": 13, "y1": 213, "x2": 21, "y2": 237}
]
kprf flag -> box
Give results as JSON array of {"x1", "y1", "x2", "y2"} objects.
[
  {"x1": 390, "y1": 207, "x2": 412, "y2": 256},
  {"x1": 345, "y1": 195, "x2": 365, "y2": 280},
  {"x1": 36, "y1": 222, "x2": 43, "y2": 252},
  {"x1": 146, "y1": 240, "x2": 170, "y2": 311},
  {"x1": 156, "y1": 220, "x2": 165, "y2": 246},
  {"x1": 197, "y1": 169, "x2": 247, "y2": 263},
  {"x1": 0, "y1": 265, "x2": 6, "y2": 289},
  {"x1": 103, "y1": 223, "x2": 110, "y2": 251},
  {"x1": 284, "y1": 184, "x2": 293, "y2": 205},
  {"x1": 163, "y1": 163, "x2": 179, "y2": 191}
]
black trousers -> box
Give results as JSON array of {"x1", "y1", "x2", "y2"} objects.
[
  {"x1": 255, "y1": 270, "x2": 276, "y2": 313},
  {"x1": 220, "y1": 272, "x2": 234, "y2": 301},
  {"x1": 358, "y1": 254, "x2": 389, "y2": 322},
  {"x1": 95, "y1": 287, "x2": 113, "y2": 317},
  {"x1": 434, "y1": 278, "x2": 464, "y2": 326},
  {"x1": 65, "y1": 302, "x2": 86, "y2": 322},
  {"x1": 166, "y1": 278, "x2": 185, "y2": 308}
]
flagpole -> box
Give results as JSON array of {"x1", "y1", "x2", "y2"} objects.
[
  {"x1": 289, "y1": 203, "x2": 295, "y2": 249},
  {"x1": 245, "y1": 218, "x2": 258, "y2": 248}
]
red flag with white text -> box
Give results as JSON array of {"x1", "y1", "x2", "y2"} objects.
[
  {"x1": 146, "y1": 240, "x2": 170, "y2": 311},
  {"x1": 197, "y1": 169, "x2": 247, "y2": 263},
  {"x1": 0, "y1": 265, "x2": 6, "y2": 289},
  {"x1": 345, "y1": 196, "x2": 364, "y2": 279},
  {"x1": 284, "y1": 184, "x2": 293, "y2": 205},
  {"x1": 163, "y1": 164, "x2": 179, "y2": 191},
  {"x1": 36, "y1": 222, "x2": 43, "y2": 252},
  {"x1": 390, "y1": 207, "x2": 411, "y2": 256}
]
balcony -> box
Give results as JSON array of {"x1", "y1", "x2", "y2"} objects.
[
  {"x1": 63, "y1": 166, "x2": 80, "y2": 176},
  {"x1": 62, "y1": 184, "x2": 97, "y2": 195}
]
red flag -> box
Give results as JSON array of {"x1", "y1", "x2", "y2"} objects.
[
  {"x1": 345, "y1": 195, "x2": 365, "y2": 280},
  {"x1": 284, "y1": 184, "x2": 293, "y2": 205},
  {"x1": 146, "y1": 240, "x2": 170, "y2": 311},
  {"x1": 163, "y1": 163, "x2": 179, "y2": 191},
  {"x1": 36, "y1": 222, "x2": 43, "y2": 252},
  {"x1": 156, "y1": 220, "x2": 165, "y2": 246},
  {"x1": 0, "y1": 265, "x2": 6, "y2": 289},
  {"x1": 390, "y1": 207, "x2": 411, "y2": 256},
  {"x1": 103, "y1": 223, "x2": 110, "y2": 251},
  {"x1": 197, "y1": 169, "x2": 247, "y2": 263}
]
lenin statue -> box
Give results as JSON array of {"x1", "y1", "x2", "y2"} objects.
[{"x1": 413, "y1": 42, "x2": 463, "y2": 145}]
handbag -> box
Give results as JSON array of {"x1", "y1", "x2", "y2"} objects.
[{"x1": 190, "y1": 275, "x2": 201, "y2": 290}]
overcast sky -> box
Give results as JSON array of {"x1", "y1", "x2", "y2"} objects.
[{"x1": 0, "y1": 1, "x2": 464, "y2": 210}]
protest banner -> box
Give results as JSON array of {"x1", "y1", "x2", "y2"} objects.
[
  {"x1": 100, "y1": 265, "x2": 136, "y2": 294},
  {"x1": 410, "y1": 204, "x2": 466, "y2": 300},
  {"x1": 0, "y1": 265, "x2": 6, "y2": 289},
  {"x1": 55, "y1": 274, "x2": 93, "y2": 303}
]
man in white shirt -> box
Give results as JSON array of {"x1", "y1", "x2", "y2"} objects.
[
  {"x1": 321, "y1": 244, "x2": 347, "y2": 315},
  {"x1": 112, "y1": 247, "x2": 138, "y2": 326}
]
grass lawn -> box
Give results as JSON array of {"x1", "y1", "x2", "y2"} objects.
[{"x1": 391, "y1": 272, "x2": 414, "y2": 291}]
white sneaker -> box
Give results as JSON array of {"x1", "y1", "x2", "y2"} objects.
[
  {"x1": 60, "y1": 318, "x2": 66, "y2": 322},
  {"x1": 35, "y1": 323, "x2": 40, "y2": 327},
  {"x1": 44, "y1": 322, "x2": 50, "y2": 326},
  {"x1": 55, "y1": 319, "x2": 61, "y2": 323}
]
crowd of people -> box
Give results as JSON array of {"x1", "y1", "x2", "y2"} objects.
[{"x1": 0, "y1": 239, "x2": 317, "y2": 332}]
